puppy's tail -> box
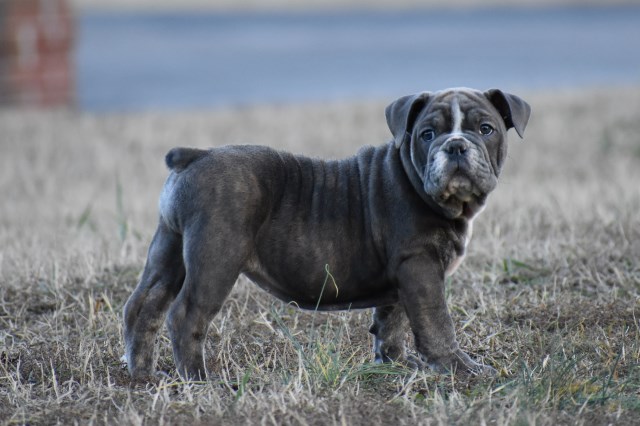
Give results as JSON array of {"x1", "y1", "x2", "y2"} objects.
[{"x1": 165, "y1": 147, "x2": 208, "y2": 172}]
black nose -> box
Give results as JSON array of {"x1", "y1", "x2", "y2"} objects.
[{"x1": 445, "y1": 139, "x2": 469, "y2": 157}]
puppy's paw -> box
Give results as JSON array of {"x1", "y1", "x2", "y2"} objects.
[
  {"x1": 469, "y1": 363, "x2": 498, "y2": 377},
  {"x1": 373, "y1": 350, "x2": 429, "y2": 371},
  {"x1": 428, "y1": 350, "x2": 497, "y2": 377},
  {"x1": 402, "y1": 353, "x2": 429, "y2": 370}
]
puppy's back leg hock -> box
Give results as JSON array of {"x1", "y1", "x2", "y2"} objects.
[
  {"x1": 370, "y1": 304, "x2": 409, "y2": 364},
  {"x1": 123, "y1": 222, "x2": 185, "y2": 379},
  {"x1": 166, "y1": 230, "x2": 243, "y2": 381}
]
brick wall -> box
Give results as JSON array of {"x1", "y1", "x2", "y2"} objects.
[{"x1": 0, "y1": 0, "x2": 74, "y2": 107}]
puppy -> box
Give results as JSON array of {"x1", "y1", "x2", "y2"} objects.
[{"x1": 123, "y1": 88, "x2": 530, "y2": 380}]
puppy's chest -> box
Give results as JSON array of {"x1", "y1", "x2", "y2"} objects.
[{"x1": 445, "y1": 219, "x2": 474, "y2": 277}]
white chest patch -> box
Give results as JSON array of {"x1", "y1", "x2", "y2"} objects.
[
  {"x1": 444, "y1": 203, "x2": 485, "y2": 277},
  {"x1": 445, "y1": 219, "x2": 473, "y2": 277}
]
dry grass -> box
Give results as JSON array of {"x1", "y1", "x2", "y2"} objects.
[{"x1": 1, "y1": 86, "x2": 639, "y2": 425}]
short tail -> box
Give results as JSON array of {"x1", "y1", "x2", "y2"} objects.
[{"x1": 165, "y1": 147, "x2": 208, "y2": 172}]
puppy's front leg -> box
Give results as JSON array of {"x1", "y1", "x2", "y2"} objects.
[{"x1": 396, "y1": 256, "x2": 496, "y2": 376}]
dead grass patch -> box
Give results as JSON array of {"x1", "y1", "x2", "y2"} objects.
[{"x1": 1, "y1": 87, "x2": 639, "y2": 424}]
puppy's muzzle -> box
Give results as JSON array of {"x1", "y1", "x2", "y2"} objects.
[{"x1": 436, "y1": 138, "x2": 480, "y2": 202}]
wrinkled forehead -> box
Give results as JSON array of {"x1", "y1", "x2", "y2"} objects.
[
  {"x1": 426, "y1": 88, "x2": 492, "y2": 115},
  {"x1": 412, "y1": 88, "x2": 503, "y2": 132}
]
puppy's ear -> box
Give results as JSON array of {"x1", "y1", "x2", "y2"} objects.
[
  {"x1": 385, "y1": 92, "x2": 430, "y2": 148},
  {"x1": 485, "y1": 89, "x2": 531, "y2": 138}
]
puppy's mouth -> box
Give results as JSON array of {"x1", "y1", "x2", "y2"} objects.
[
  {"x1": 425, "y1": 170, "x2": 488, "y2": 219},
  {"x1": 438, "y1": 174, "x2": 480, "y2": 203},
  {"x1": 415, "y1": 143, "x2": 497, "y2": 219}
]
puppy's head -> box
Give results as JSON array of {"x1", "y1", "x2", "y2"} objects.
[{"x1": 386, "y1": 88, "x2": 531, "y2": 219}]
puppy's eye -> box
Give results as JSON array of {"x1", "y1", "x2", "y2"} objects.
[
  {"x1": 421, "y1": 129, "x2": 436, "y2": 142},
  {"x1": 479, "y1": 124, "x2": 494, "y2": 136}
]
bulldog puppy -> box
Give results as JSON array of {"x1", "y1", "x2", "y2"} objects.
[{"x1": 123, "y1": 88, "x2": 530, "y2": 381}]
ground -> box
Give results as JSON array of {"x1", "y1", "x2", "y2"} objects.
[{"x1": 0, "y1": 86, "x2": 639, "y2": 424}]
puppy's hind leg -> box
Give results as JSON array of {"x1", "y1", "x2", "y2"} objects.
[
  {"x1": 370, "y1": 304, "x2": 410, "y2": 364},
  {"x1": 123, "y1": 221, "x2": 185, "y2": 380},
  {"x1": 166, "y1": 227, "x2": 244, "y2": 381}
]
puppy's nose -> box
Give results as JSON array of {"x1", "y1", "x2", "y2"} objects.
[{"x1": 444, "y1": 139, "x2": 469, "y2": 157}]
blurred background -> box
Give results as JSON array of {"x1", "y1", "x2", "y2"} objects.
[{"x1": 1, "y1": 0, "x2": 639, "y2": 111}]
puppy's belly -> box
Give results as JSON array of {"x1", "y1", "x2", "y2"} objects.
[{"x1": 242, "y1": 258, "x2": 398, "y2": 311}]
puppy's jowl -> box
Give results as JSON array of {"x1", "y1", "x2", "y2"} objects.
[{"x1": 123, "y1": 88, "x2": 530, "y2": 380}]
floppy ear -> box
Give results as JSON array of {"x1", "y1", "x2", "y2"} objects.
[
  {"x1": 485, "y1": 89, "x2": 531, "y2": 138},
  {"x1": 385, "y1": 92, "x2": 431, "y2": 148}
]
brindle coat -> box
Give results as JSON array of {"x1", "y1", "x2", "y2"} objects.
[{"x1": 123, "y1": 88, "x2": 530, "y2": 380}]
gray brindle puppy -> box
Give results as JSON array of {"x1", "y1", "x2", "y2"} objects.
[{"x1": 123, "y1": 87, "x2": 530, "y2": 381}]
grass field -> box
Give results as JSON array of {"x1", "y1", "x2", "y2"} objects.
[{"x1": 1, "y1": 87, "x2": 639, "y2": 425}]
